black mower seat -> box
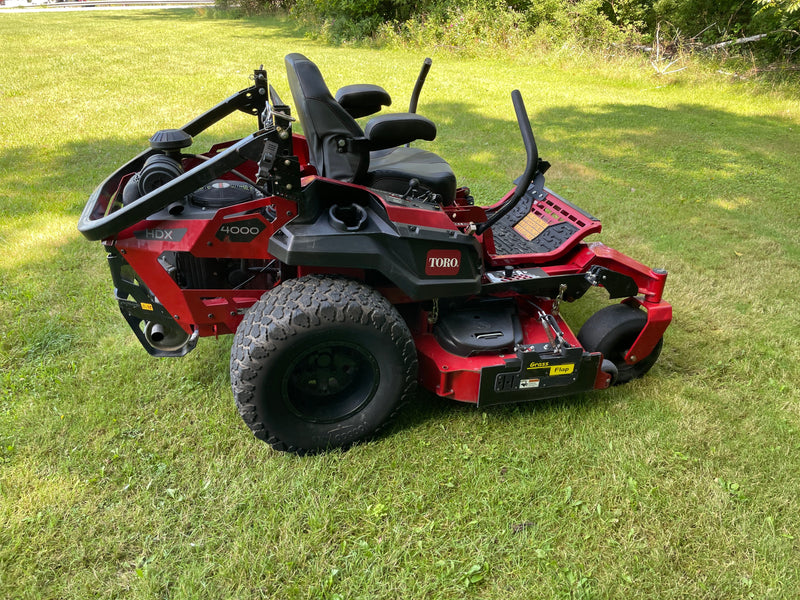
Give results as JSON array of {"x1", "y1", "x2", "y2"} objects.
[
  {"x1": 368, "y1": 147, "x2": 456, "y2": 201},
  {"x1": 285, "y1": 52, "x2": 456, "y2": 203}
]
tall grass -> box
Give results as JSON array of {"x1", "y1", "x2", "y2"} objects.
[{"x1": 1, "y1": 9, "x2": 800, "y2": 599}]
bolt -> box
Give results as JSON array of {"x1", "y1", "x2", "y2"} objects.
[
  {"x1": 208, "y1": 313, "x2": 214, "y2": 319},
  {"x1": 285, "y1": 184, "x2": 292, "y2": 191},
  {"x1": 284, "y1": 159, "x2": 291, "y2": 166}
]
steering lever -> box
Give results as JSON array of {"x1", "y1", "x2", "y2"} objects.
[{"x1": 475, "y1": 90, "x2": 539, "y2": 236}]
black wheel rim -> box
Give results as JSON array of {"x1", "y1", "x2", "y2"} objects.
[{"x1": 282, "y1": 341, "x2": 380, "y2": 424}]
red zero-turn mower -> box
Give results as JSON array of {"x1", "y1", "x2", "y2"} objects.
[{"x1": 78, "y1": 54, "x2": 672, "y2": 454}]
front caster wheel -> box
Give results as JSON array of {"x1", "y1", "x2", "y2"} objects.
[
  {"x1": 577, "y1": 303, "x2": 663, "y2": 385},
  {"x1": 230, "y1": 275, "x2": 417, "y2": 454}
]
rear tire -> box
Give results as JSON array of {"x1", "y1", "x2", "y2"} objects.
[
  {"x1": 230, "y1": 275, "x2": 417, "y2": 454},
  {"x1": 577, "y1": 303, "x2": 663, "y2": 385}
]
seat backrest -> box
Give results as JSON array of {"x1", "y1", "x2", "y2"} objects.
[{"x1": 285, "y1": 53, "x2": 368, "y2": 183}]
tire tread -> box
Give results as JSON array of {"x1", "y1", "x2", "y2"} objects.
[{"x1": 230, "y1": 275, "x2": 417, "y2": 454}]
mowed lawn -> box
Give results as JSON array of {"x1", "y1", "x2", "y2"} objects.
[{"x1": 1, "y1": 9, "x2": 800, "y2": 599}]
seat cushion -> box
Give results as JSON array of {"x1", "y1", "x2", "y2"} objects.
[{"x1": 367, "y1": 147, "x2": 456, "y2": 204}]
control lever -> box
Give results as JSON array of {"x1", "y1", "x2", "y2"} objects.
[
  {"x1": 406, "y1": 57, "x2": 432, "y2": 147},
  {"x1": 475, "y1": 90, "x2": 540, "y2": 235},
  {"x1": 402, "y1": 178, "x2": 421, "y2": 200}
]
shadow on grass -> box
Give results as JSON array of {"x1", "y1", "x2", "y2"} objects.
[
  {"x1": 7, "y1": 97, "x2": 796, "y2": 219},
  {"x1": 395, "y1": 385, "x2": 602, "y2": 436},
  {"x1": 0, "y1": 142, "x2": 142, "y2": 218},
  {"x1": 422, "y1": 99, "x2": 796, "y2": 200},
  {"x1": 89, "y1": 9, "x2": 312, "y2": 40}
]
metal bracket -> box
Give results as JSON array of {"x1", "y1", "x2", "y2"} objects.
[{"x1": 585, "y1": 265, "x2": 639, "y2": 299}]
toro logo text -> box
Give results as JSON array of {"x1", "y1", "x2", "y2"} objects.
[{"x1": 425, "y1": 249, "x2": 461, "y2": 276}]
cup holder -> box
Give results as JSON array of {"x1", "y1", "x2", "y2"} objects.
[{"x1": 329, "y1": 203, "x2": 368, "y2": 232}]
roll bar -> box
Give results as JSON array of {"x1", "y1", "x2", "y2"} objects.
[{"x1": 78, "y1": 74, "x2": 271, "y2": 241}]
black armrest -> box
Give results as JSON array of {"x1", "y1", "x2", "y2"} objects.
[
  {"x1": 364, "y1": 113, "x2": 437, "y2": 150},
  {"x1": 335, "y1": 84, "x2": 392, "y2": 118}
]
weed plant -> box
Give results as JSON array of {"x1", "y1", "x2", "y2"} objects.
[{"x1": 1, "y1": 9, "x2": 800, "y2": 599}]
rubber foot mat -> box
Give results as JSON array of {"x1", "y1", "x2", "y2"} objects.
[{"x1": 492, "y1": 185, "x2": 579, "y2": 256}]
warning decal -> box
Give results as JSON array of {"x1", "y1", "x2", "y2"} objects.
[
  {"x1": 513, "y1": 213, "x2": 550, "y2": 241},
  {"x1": 519, "y1": 378, "x2": 541, "y2": 389}
]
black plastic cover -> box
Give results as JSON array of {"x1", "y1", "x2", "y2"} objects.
[
  {"x1": 478, "y1": 346, "x2": 601, "y2": 407},
  {"x1": 268, "y1": 184, "x2": 481, "y2": 301},
  {"x1": 434, "y1": 300, "x2": 523, "y2": 356},
  {"x1": 106, "y1": 246, "x2": 196, "y2": 357},
  {"x1": 190, "y1": 179, "x2": 259, "y2": 208},
  {"x1": 149, "y1": 129, "x2": 193, "y2": 152}
]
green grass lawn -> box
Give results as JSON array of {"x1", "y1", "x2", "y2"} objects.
[{"x1": 2, "y1": 9, "x2": 800, "y2": 599}]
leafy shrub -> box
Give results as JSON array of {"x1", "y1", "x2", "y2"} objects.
[
  {"x1": 218, "y1": 0, "x2": 800, "y2": 62},
  {"x1": 215, "y1": 0, "x2": 294, "y2": 16},
  {"x1": 381, "y1": 1, "x2": 532, "y2": 53},
  {"x1": 293, "y1": 0, "x2": 435, "y2": 22}
]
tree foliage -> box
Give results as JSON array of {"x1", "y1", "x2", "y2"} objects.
[{"x1": 222, "y1": 0, "x2": 800, "y2": 60}]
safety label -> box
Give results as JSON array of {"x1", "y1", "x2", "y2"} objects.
[
  {"x1": 519, "y1": 378, "x2": 541, "y2": 389},
  {"x1": 513, "y1": 213, "x2": 550, "y2": 241}
]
